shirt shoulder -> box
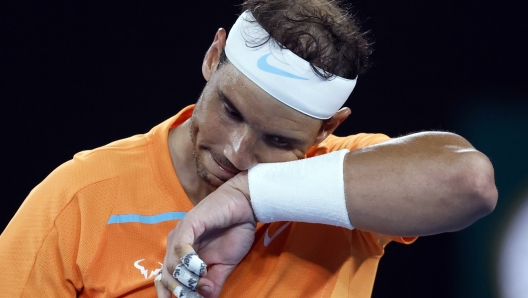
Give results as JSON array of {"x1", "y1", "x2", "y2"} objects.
[
  {"x1": 306, "y1": 133, "x2": 391, "y2": 157},
  {"x1": 1, "y1": 106, "x2": 198, "y2": 297}
]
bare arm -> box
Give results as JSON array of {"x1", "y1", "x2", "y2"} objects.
[
  {"x1": 344, "y1": 131, "x2": 497, "y2": 236},
  {"x1": 158, "y1": 131, "x2": 498, "y2": 297}
]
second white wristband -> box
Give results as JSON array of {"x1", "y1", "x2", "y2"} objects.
[{"x1": 248, "y1": 149, "x2": 353, "y2": 230}]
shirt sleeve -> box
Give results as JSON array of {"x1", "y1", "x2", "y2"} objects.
[
  {"x1": 0, "y1": 148, "x2": 120, "y2": 297},
  {"x1": 306, "y1": 133, "x2": 392, "y2": 157},
  {"x1": 0, "y1": 159, "x2": 86, "y2": 297}
]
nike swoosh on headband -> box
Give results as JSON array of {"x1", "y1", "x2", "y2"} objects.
[
  {"x1": 257, "y1": 53, "x2": 309, "y2": 80},
  {"x1": 263, "y1": 221, "x2": 291, "y2": 247}
]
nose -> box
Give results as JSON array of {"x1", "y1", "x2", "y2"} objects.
[{"x1": 223, "y1": 125, "x2": 258, "y2": 171}]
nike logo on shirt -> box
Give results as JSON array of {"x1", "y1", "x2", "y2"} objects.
[
  {"x1": 264, "y1": 222, "x2": 291, "y2": 247},
  {"x1": 257, "y1": 53, "x2": 309, "y2": 80}
]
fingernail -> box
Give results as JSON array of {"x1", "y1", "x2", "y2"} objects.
[{"x1": 199, "y1": 285, "x2": 212, "y2": 293}]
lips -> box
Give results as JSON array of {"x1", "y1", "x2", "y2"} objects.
[{"x1": 211, "y1": 153, "x2": 240, "y2": 177}]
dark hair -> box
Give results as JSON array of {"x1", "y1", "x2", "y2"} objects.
[{"x1": 235, "y1": 0, "x2": 371, "y2": 80}]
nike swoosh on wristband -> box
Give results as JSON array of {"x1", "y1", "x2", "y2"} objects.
[
  {"x1": 257, "y1": 53, "x2": 309, "y2": 80},
  {"x1": 263, "y1": 222, "x2": 291, "y2": 247}
]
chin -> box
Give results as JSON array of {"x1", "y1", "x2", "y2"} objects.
[
  {"x1": 199, "y1": 170, "x2": 222, "y2": 187},
  {"x1": 195, "y1": 153, "x2": 224, "y2": 189}
]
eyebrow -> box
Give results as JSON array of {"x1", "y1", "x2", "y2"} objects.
[
  {"x1": 216, "y1": 88, "x2": 305, "y2": 146},
  {"x1": 218, "y1": 88, "x2": 244, "y2": 120}
]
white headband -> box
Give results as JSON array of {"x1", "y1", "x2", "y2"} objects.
[{"x1": 225, "y1": 10, "x2": 357, "y2": 119}]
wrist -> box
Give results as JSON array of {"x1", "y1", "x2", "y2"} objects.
[
  {"x1": 227, "y1": 171, "x2": 250, "y2": 202},
  {"x1": 248, "y1": 149, "x2": 354, "y2": 229},
  {"x1": 220, "y1": 171, "x2": 257, "y2": 225}
]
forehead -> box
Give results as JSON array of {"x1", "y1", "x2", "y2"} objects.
[{"x1": 211, "y1": 63, "x2": 322, "y2": 137}]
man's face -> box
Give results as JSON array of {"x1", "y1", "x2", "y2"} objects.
[{"x1": 189, "y1": 62, "x2": 324, "y2": 188}]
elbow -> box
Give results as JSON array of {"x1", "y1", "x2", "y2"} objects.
[{"x1": 461, "y1": 152, "x2": 498, "y2": 218}]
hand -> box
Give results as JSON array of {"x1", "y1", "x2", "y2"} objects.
[{"x1": 156, "y1": 172, "x2": 257, "y2": 298}]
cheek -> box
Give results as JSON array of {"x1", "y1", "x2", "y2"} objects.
[{"x1": 193, "y1": 113, "x2": 230, "y2": 147}]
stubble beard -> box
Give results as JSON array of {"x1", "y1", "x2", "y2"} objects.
[{"x1": 189, "y1": 115, "x2": 218, "y2": 189}]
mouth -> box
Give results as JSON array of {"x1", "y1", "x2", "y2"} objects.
[{"x1": 211, "y1": 154, "x2": 240, "y2": 176}]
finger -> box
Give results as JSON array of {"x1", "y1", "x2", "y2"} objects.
[
  {"x1": 165, "y1": 239, "x2": 197, "y2": 276},
  {"x1": 173, "y1": 284, "x2": 204, "y2": 298},
  {"x1": 181, "y1": 252, "x2": 207, "y2": 276},
  {"x1": 160, "y1": 267, "x2": 183, "y2": 296},
  {"x1": 173, "y1": 259, "x2": 214, "y2": 294},
  {"x1": 173, "y1": 264, "x2": 199, "y2": 291},
  {"x1": 159, "y1": 270, "x2": 204, "y2": 298},
  {"x1": 154, "y1": 272, "x2": 173, "y2": 298},
  {"x1": 196, "y1": 264, "x2": 236, "y2": 297},
  {"x1": 172, "y1": 263, "x2": 214, "y2": 295}
]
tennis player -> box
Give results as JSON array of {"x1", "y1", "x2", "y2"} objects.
[
  {"x1": 154, "y1": 1, "x2": 497, "y2": 298},
  {"x1": 1, "y1": 1, "x2": 497, "y2": 297}
]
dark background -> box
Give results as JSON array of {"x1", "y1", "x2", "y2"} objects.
[{"x1": 1, "y1": 1, "x2": 527, "y2": 297}]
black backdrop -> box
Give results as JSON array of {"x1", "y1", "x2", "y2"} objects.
[{"x1": 1, "y1": 1, "x2": 526, "y2": 297}]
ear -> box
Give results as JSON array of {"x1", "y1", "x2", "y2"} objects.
[
  {"x1": 202, "y1": 28, "x2": 227, "y2": 81},
  {"x1": 314, "y1": 107, "x2": 351, "y2": 144}
]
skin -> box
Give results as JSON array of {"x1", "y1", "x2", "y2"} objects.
[
  {"x1": 167, "y1": 29, "x2": 346, "y2": 207},
  {"x1": 157, "y1": 28, "x2": 498, "y2": 298}
]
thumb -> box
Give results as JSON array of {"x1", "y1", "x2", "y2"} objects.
[
  {"x1": 154, "y1": 273, "x2": 173, "y2": 298},
  {"x1": 197, "y1": 264, "x2": 236, "y2": 298}
]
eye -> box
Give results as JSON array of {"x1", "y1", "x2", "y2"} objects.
[
  {"x1": 223, "y1": 103, "x2": 242, "y2": 120},
  {"x1": 269, "y1": 136, "x2": 289, "y2": 148}
]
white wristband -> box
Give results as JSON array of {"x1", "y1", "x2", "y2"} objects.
[{"x1": 248, "y1": 149, "x2": 353, "y2": 229}]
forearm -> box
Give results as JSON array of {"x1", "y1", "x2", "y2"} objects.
[{"x1": 344, "y1": 131, "x2": 498, "y2": 236}]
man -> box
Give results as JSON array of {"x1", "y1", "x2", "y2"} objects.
[{"x1": 1, "y1": 0, "x2": 497, "y2": 297}]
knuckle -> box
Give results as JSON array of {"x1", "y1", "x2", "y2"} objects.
[
  {"x1": 160, "y1": 277, "x2": 170, "y2": 289},
  {"x1": 174, "y1": 244, "x2": 188, "y2": 257}
]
